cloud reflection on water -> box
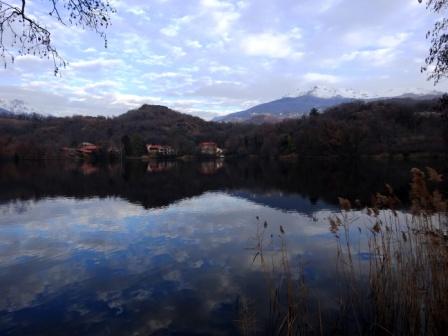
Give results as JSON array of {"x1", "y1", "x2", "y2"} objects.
[{"x1": 0, "y1": 191, "x2": 344, "y2": 335}]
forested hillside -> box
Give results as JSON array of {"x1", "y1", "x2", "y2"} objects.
[{"x1": 0, "y1": 98, "x2": 446, "y2": 160}]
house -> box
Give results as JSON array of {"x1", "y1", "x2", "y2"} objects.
[
  {"x1": 61, "y1": 142, "x2": 101, "y2": 160},
  {"x1": 199, "y1": 142, "x2": 217, "y2": 155},
  {"x1": 198, "y1": 142, "x2": 224, "y2": 157},
  {"x1": 77, "y1": 142, "x2": 100, "y2": 155},
  {"x1": 146, "y1": 144, "x2": 175, "y2": 156}
]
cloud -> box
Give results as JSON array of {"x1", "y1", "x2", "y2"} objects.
[
  {"x1": 144, "y1": 72, "x2": 192, "y2": 80},
  {"x1": 319, "y1": 0, "x2": 343, "y2": 13},
  {"x1": 241, "y1": 31, "x2": 304, "y2": 59},
  {"x1": 82, "y1": 80, "x2": 123, "y2": 95},
  {"x1": 323, "y1": 32, "x2": 411, "y2": 68},
  {"x1": 161, "y1": 25, "x2": 179, "y2": 37},
  {"x1": 378, "y1": 32, "x2": 409, "y2": 48},
  {"x1": 126, "y1": 6, "x2": 150, "y2": 17},
  {"x1": 185, "y1": 40, "x2": 203, "y2": 49},
  {"x1": 70, "y1": 58, "x2": 124, "y2": 70},
  {"x1": 200, "y1": 0, "x2": 227, "y2": 9},
  {"x1": 303, "y1": 72, "x2": 342, "y2": 84},
  {"x1": 83, "y1": 47, "x2": 97, "y2": 53},
  {"x1": 209, "y1": 65, "x2": 232, "y2": 73},
  {"x1": 170, "y1": 46, "x2": 187, "y2": 58},
  {"x1": 344, "y1": 31, "x2": 409, "y2": 50},
  {"x1": 137, "y1": 56, "x2": 168, "y2": 66},
  {"x1": 199, "y1": 0, "x2": 244, "y2": 40},
  {"x1": 14, "y1": 55, "x2": 45, "y2": 63},
  {"x1": 2, "y1": 0, "x2": 448, "y2": 118},
  {"x1": 204, "y1": 61, "x2": 246, "y2": 75},
  {"x1": 340, "y1": 48, "x2": 397, "y2": 66},
  {"x1": 160, "y1": 16, "x2": 193, "y2": 37}
]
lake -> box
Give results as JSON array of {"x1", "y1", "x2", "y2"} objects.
[{"x1": 0, "y1": 159, "x2": 447, "y2": 335}]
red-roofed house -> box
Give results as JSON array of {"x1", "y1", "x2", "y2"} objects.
[
  {"x1": 198, "y1": 142, "x2": 217, "y2": 155},
  {"x1": 198, "y1": 142, "x2": 223, "y2": 156},
  {"x1": 77, "y1": 142, "x2": 100, "y2": 155}
]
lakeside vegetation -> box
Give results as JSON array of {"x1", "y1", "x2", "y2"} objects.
[
  {"x1": 241, "y1": 167, "x2": 448, "y2": 335},
  {"x1": 0, "y1": 97, "x2": 447, "y2": 162}
]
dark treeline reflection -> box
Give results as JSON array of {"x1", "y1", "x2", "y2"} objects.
[{"x1": 1, "y1": 158, "x2": 446, "y2": 211}]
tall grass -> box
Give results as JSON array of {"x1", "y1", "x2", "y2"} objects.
[{"x1": 239, "y1": 167, "x2": 448, "y2": 335}]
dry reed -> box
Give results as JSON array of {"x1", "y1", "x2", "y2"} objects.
[{"x1": 240, "y1": 167, "x2": 448, "y2": 336}]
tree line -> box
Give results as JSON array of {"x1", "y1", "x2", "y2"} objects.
[{"x1": 0, "y1": 98, "x2": 447, "y2": 162}]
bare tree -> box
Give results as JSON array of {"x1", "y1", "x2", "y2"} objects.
[
  {"x1": 0, "y1": 0, "x2": 115, "y2": 74},
  {"x1": 420, "y1": 0, "x2": 448, "y2": 83}
]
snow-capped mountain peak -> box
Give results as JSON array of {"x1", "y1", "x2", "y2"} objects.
[
  {"x1": 287, "y1": 85, "x2": 374, "y2": 99},
  {"x1": 0, "y1": 98, "x2": 40, "y2": 115},
  {"x1": 285, "y1": 85, "x2": 447, "y2": 100},
  {"x1": 217, "y1": 85, "x2": 446, "y2": 123}
]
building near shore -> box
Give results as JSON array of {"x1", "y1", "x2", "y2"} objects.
[
  {"x1": 77, "y1": 143, "x2": 100, "y2": 155},
  {"x1": 146, "y1": 144, "x2": 175, "y2": 156},
  {"x1": 198, "y1": 142, "x2": 223, "y2": 157}
]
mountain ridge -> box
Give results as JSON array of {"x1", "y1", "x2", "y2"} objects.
[
  {"x1": 214, "y1": 86, "x2": 445, "y2": 123},
  {"x1": 0, "y1": 98, "x2": 41, "y2": 116}
]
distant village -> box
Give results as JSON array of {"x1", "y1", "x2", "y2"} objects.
[{"x1": 62, "y1": 141, "x2": 224, "y2": 160}]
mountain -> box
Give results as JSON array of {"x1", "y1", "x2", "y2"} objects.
[
  {"x1": 287, "y1": 86, "x2": 373, "y2": 100},
  {"x1": 0, "y1": 107, "x2": 11, "y2": 116},
  {"x1": 214, "y1": 86, "x2": 365, "y2": 123},
  {"x1": 392, "y1": 92, "x2": 443, "y2": 100},
  {"x1": 215, "y1": 86, "x2": 445, "y2": 123},
  {"x1": 242, "y1": 114, "x2": 284, "y2": 124},
  {"x1": 0, "y1": 98, "x2": 41, "y2": 115}
]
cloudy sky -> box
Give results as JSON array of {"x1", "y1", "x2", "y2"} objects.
[{"x1": 0, "y1": 0, "x2": 447, "y2": 119}]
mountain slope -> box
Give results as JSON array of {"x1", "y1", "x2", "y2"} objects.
[
  {"x1": 215, "y1": 86, "x2": 363, "y2": 122},
  {"x1": 215, "y1": 86, "x2": 445, "y2": 123},
  {"x1": 0, "y1": 107, "x2": 11, "y2": 116},
  {"x1": 215, "y1": 95, "x2": 354, "y2": 122},
  {"x1": 0, "y1": 99, "x2": 40, "y2": 115}
]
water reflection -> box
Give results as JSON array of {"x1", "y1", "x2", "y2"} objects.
[
  {"x1": 146, "y1": 160, "x2": 175, "y2": 173},
  {"x1": 199, "y1": 159, "x2": 224, "y2": 175},
  {"x1": 0, "y1": 193, "x2": 335, "y2": 335},
  {"x1": 1, "y1": 158, "x2": 446, "y2": 211},
  {"x1": 0, "y1": 159, "x2": 446, "y2": 335}
]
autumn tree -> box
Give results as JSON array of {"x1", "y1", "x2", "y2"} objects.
[{"x1": 0, "y1": 0, "x2": 115, "y2": 74}]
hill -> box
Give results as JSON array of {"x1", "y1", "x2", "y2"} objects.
[
  {"x1": 0, "y1": 98, "x2": 446, "y2": 160},
  {"x1": 0, "y1": 104, "x2": 246, "y2": 159}
]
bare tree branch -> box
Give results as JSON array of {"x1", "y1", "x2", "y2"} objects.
[
  {"x1": 0, "y1": 0, "x2": 115, "y2": 75},
  {"x1": 420, "y1": 0, "x2": 448, "y2": 83}
]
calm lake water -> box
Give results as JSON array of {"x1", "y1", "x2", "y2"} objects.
[{"x1": 0, "y1": 159, "x2": 446, "y2": 335}]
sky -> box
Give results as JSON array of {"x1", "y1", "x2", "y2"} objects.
[{"x1": 0, "y1": 0, "x2": 447, "y2": 119}]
